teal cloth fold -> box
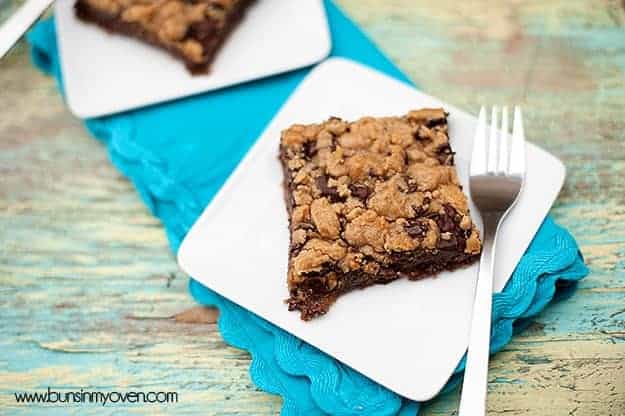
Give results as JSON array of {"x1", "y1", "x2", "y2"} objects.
[{"x1": 27, "y1": 2, "x2": 588, "y2": 414}]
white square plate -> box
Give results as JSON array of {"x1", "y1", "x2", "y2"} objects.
[
  {"x1": 54, "y1": 0, "x2": 331, "y2": 118},
  {"x1": 177, "y1": 57, "x2": 565, "y2": 401}
]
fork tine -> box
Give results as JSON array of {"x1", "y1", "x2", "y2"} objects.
[
  {"x1": 509, "y1": 106, "x2": 526, "y2": 176},
  {"x1": 498, "y1": 106, "x2": 509, "y2": 174},
  {"x1": 487, "y1": 107, "x2": 499, "y2": 174},
  {"x1": 470, "y1": 107, "x2": 487, "y2": 176}
]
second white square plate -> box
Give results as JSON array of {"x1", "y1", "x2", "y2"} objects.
[
  {"x1": 178, "y1": 58, "x2": 565, "y2": 401},
  {"x1": 55, "y1": 0, "x2": 331, "y2": 118}
]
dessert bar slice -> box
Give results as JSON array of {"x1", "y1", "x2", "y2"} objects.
[
  {"x1": 279, "y1": 109, "x2": 482, "y2": 320},
  {"x1": 75, "y1": 0, "x2": 254, "y2": 73}
]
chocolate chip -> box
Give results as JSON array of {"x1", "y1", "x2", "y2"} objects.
[
  {"x1": 436, "y1": 145, "x2": 455, "y2": 165},
  {"x1": 437, "y1": 205, "x2": 459, "y2": 233},
  {"x1": 188, "y1": 19, "x2": 217, "y2": 42},
  {"x1": 349, "y1": 183, "x2": 370, "y2": 200},
  {"x1": 437, "y1": 215, "x2": 456, "y2": 233},
  {"x1": 405, "y1": 221, "x2": 426, "y2": 238},
  {"x1": 315, "y1": 174, "x2": 328, "y2": 189},
  {"x1": 290, "y1": 244, "x2": 303, "y2": 257},
  {"x1": 443, "y1": 204, "x2": 457, "y2": 219},
  {"x1": 305, "y1": 277, "x2": 327, "y2": 294},
  {"x1": 302, "y1": 141, "x2": 318, "y2": 159},
  {"x1": 315, "y1": 175, "x2": 344, "y2": 202},
  {"x1": 296, "y1": 223, "x2": 316, "y2": 231},
  {"x1": 413, "y1": 196, "x2": 431, "y2": 216},
  {"x1": 426, "y1": 117, "x2": 446, "y2": 128},
  {"x1": 209, "y1": 3, "x2": 226, "y2": 11}
]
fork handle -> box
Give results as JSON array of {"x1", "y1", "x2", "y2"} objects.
[{"x1": 458, "y1": 213, "x2": 502, "y2": 416}]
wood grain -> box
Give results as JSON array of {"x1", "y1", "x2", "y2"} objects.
[{"x1": 1, "y1": 1, "x2": 624, "y2": 414}]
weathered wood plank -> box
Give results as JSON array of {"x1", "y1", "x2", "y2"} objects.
[{"x1": 0, "y1": 47, "x2": 282, "y2": 414}]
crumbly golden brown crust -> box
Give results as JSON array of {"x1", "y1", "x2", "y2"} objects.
[
  {"x1": 75, "y1": 0, "x2": 252, "y2": 72},
  {"x1": 279, "y1": 109, "x2": 482, "y2": 320}
]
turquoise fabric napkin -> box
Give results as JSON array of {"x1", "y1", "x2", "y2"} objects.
[{"x1": 28, "y1": 2, "x2": 588, "y2": 414}]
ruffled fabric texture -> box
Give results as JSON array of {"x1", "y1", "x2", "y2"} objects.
[{"x1": 28, "y1": 2, "x2": 588, "y2": 414}]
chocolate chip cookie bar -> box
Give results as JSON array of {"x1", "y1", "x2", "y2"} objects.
[
  {"x1": 279, "y1": 109, "x2": 482, "y2": 320},
  {"x1": 75, "y1": 0, "x2": 254, "y2": 73}
]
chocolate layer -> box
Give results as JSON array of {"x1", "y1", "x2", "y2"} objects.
[{"x1": 75, "y1": 0, "x2": 253, "y2": 73}]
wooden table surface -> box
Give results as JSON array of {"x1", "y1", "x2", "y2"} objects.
[{"x1": 1, "y1": 1, "x2": 624, "y2": 415}]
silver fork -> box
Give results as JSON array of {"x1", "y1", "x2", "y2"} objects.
[{"x1": 458, "y1": 106, "x2": 525, "y2": 416}]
